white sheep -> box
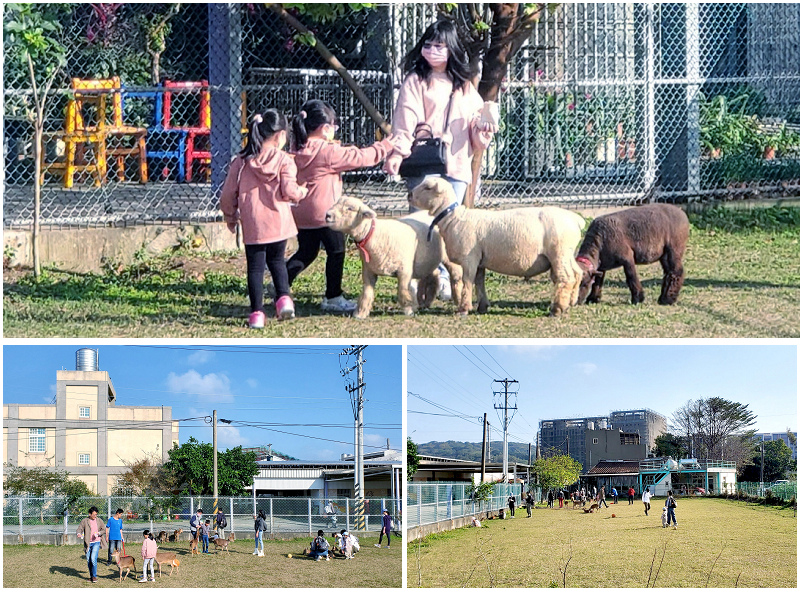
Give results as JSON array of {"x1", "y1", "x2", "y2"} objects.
[
  {"x1": 325, "y1": 196, "x2": 462, "y2": 319},
  {"x1": 409, "y1": 177, "x2": 586, "y2": 316}
]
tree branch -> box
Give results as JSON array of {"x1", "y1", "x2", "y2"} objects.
[{"x1": 269, "y1": 4, "x2": 391, "y2": 136}]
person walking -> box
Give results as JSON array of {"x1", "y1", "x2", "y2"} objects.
[
  {"x1": 547, "y1": 489, "x2": 554, "y2": 509},
  {"x1": 642, "y1": 486, "x2": 652, "y2": 516},
  {"x1": 215, "y1": 508, "x2": 227, "y2": 539},
  {"x1": 611, "y1": 486, "x2": 619, "y2": 504},
  {"x1": 384, "y1": 18, "x2": 497, "y2": 299},
  {"x1": 288, "y1": 99, "x2": 397, "y2": 313},
  {"x1": 525, "y1": 492, "x2": 533, "y2": 518},
  {"x1": 628, "y1": 486, "x2": 636, "y2": 505},
  {"x1": 665, "y1": 490, "x2": 678, "y2": 529},
  {"x1": 220, "y1": 110, "x2": 308, "y2": 327},
  {"x1": 139, "y1": 530, "x2": 157, "y2": 583},
  {"x1": 557, "y1": 489, "x2": 564, "y2": 509},
  {"x1": 507, "y1": 494, "x2": 516, "y2": 517},
  {"x1": 106, "y1": 508, "x2": 124, "y2": 565},
  {"x1": 375, "y1": 509, "x2": 393, "y2": 548},
  {"x1": 77, "y1": 506, "x2": 107, "y2": 583},
  {"x1": 598, "y1": 486, "x2": 609, "y2": 509}
]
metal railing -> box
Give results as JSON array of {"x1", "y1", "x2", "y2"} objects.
[
  {"x1": 406, "y1": 482, "x2": 523, "y2": 528},
  {"x1": 736, "y1": 481, "x2": 797, "y2": 502},
  {"x1": 2, "y1": 495, "x2": 401, "y2": 541}
]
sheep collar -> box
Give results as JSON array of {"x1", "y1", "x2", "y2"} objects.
[
  {"x1": 355, "y1": 218, "x2": 377, "y2": 263},
  {"x1": 427, "y1": 202, "x2": 458, "y2": 242},
  {"x1": 576, "y1": 256, "x2": 595, "y2": 273}
]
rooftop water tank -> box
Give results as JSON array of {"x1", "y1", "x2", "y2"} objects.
[
  {"x1": 76, "y1": 348, "x2": 99, "y2": 371},
  {"x1": 598, "y1": 418, "x2": 607, "y2": 429},
  {"x1": 587, "y1": 421, "x2": 595, "y2": 431}
]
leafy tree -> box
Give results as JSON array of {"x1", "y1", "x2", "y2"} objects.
[
  {"x1": 740, "y1": 439, "x2": 796, "y2": 483},
  {"x1": 652, "y1": 433, "x2": 689, "y2": 459},
  {"x1": 135, "y1": 3, "x2": 181, "y2": 84},
  {"x1": 112, "y1": 452, "x2": 178, "y2": 496},
  {"x1": 163, "y1": 437, "x2": 259, "y2": 496},
  {"x1": 466, "y1": 478, "x2": 495, "y2": 502},
  {"x1": 3, "y1": 463, "x2": 64, "y2": 496},
  {"x1": 672, "y1": 397, "x2": 757, "y2": 459},
  {"x1": 407, "y1": 437, "x2": 420, "y2": 481},
  {"x1": 531, "y1": 454, "x2": 582, "y2": 491},
  {"x1": 4, "y1": 3, "x2": 68, "y2": 278}
]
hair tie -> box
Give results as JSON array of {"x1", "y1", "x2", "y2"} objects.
[
  {"x1": 252, "y1": 113, "x2": 263, "y2": 124},
  {"x1": 300, "y1": 110, "x2": 307, "y2": 120}
]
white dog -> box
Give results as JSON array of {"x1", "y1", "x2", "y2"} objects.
[{"x1": 661, "y1": 506, "x2": 668, "y2": 528}]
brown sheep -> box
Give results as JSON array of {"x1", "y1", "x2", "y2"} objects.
[{"x1": 576, "y1": 204, "x2": 689, "y2": 305}]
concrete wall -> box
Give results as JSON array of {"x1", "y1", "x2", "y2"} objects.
[
  {"x1": 107, "y1": 429, "x2": 163, "y2": 466},
  {"x1": 65, "y1": 385, "x2": 98, "y2": 420},
  {"x1": 4, "y1": 222, "x2": 241, "y2": 272},
  {"x1": 64, "y1": 428, "x2": 98, "y2": 467},
  {"x1": 407, "y1": 508, "x2": 502, "y2": 542}
]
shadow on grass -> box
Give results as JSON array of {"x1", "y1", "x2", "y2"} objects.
[{"x1": 48, "y1": 565, "x2": 84, "y2": 579}]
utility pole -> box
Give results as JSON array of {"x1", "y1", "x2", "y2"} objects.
[
  {"x1": 760, "y1": 440, "x2": 764, "y2": 488},
  {"x1": 341, "y1": 345, "x2": 367, "y2": 531},
  {"x1": 480, "y1": 413, "x2": 488, "y2": 484},
  {"x1": 527, "y1": 443, "x2": 532, "y2": 485},
  {"x1": 493, "y1": 379, "x2": 519, "y2": 482},
  {"x1": 213, "y1": 410, "x2": 218, "y2": 520}
]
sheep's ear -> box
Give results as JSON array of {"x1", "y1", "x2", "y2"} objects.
[{"x1": 360, "y1": 205, "x2": 377, "y2": 219}]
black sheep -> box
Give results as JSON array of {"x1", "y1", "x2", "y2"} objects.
[{"x1": 575, "y1": 203, "x2": 689, "y2": 305}]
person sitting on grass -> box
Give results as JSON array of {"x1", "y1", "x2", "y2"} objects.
[{"x1": 309, "y1": 529, "x2": 330, "y2": 561}]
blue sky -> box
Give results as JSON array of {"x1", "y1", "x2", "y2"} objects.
[
  {"x1": 408, "y1": 344, "x2": 798, "y2": 446},
  {"x1": 3, "y1": 345, "x2": 401, "y2": 461}
]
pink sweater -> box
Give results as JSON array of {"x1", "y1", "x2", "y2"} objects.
[
  {"x1": 389, "y1": 71, "x2": 491, "y2": 184},
  {"x1": 219, "y1": 149, "x2": 306, "y2": 245},
  {"x1": 292, "y1": 137, "x2": 393, "y2": 229},
  {"x1": 141, "y1": 538, "x2": 157, "y2": 559}
]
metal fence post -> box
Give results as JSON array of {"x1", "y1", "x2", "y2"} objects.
[
  {"x1": 686, "y1": 2, "x2": 701, "y2": 197},
  {"x1": 434, "y1": 485, "x2": 438, "y2": 523},
  {"x1": 108, "y1": 497, "x2": 112, "y2": 520},
  {"x1": 417, "y1": 485, "x2": 421, "y2": 527},
  {"x1": 190, "y1": 497, "x2": 194, "y2": 523},
  {"x1": 269, "y1": 498, "x2": 273, "y2": 534},
  {"x1": 346, "y1": 499, "x2": 350, "y2": 533},
  {"x1": 149, "y1": 498, "x2": 153, "y2": 533},
  {"x1": 230, "y1": 498, "x2": 234, "y2": 534},
  {"x1": 308, "y1": 498, "x2": 312, "y2": 535},
  {"x1": 19, "y1": 496, "x2": 24, "y2": 542}
]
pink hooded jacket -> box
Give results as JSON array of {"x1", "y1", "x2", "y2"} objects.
[
  {"x1": 291, "y1": 137, "x2": 393, "y2": 229},
  {"x1": 388, "y1": 71, "x2": 492, "y2": 184},
  {"x1": 219, "y1": 148, "x2": 306, "y2": 245},
  {"x1": 141, "y1": 537, "x2": 157, "y2": 559}
]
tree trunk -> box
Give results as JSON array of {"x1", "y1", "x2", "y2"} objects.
[{"x1": 33, "y1": 125, "x2": 42, "y2": 277}]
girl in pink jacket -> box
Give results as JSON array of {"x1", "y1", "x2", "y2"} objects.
[
  {"x1": 220, "y1": 110, "x2": 308, "y2": 327},
  {"x1": 288, "y1": 99, "x2": 396, "y2": 313},
  {"x1": 139, "y1": 530, "x2": 157, "y2": 583},
  {"x1": 384, "y1": 19, "x2": 497, "y2": 299}
]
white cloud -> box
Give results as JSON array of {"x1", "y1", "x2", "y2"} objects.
[
  {"x1": 576, "y1": 362, "x2": 598, "y2": 376},
  {"x1": 496, "y1": 345, "x2": 564, "y2": 359},
  {"x1": 217, "y1": 425, "x2": 247, "y2": 449},
  {"x1": 44, "y1": 384, "x2": 57, "y2": 403},
  {"x1": 187, "y1": 350, "x2": 214, "y2": 366},
  {"x1": 166, "y1": 370, "x2": 233, "y2": 403},
  {"x1": 246, "y1": 379, "x2": 258, "y2": 389},
  {"x1": 364, "y1": 433, "x2": 390, "y2": 448}
]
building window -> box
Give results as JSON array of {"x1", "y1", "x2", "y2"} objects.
[
  {"x1": 78, "y1": 453, "x2": 90, "y2": 465},
  {"x1": 337, "y1": 489, "x2": 352, "y2": 498},
  {"x1": 593, "y1": 438, "x2": 599, "y2": 444},
  {"x1": 79, "y1": 406, "x2": 91, "y2": 418},
  {"x1": 29, "y1": 428, "x2": 46, "y2": 453}
]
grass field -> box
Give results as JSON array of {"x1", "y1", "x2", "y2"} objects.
[
  {"x1": 2, "y1": 535, "x2": 400, "y2": 588},
  {"x1": 408, "y1": 498, "x2": 797, "y2": 588},
  {"x1": 4, "y1": 209, "x2": 800, "y2": 337}
]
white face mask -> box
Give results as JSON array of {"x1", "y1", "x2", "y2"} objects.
[{"x1": 421, "y1": 43, "x2": 449, "y2": 68}]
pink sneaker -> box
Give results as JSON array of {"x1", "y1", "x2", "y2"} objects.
[
  {"x1": 275, "y1": 295, "x2": 295, "y2": 320},
  {"x1": 248, "y1": 311, "x2": 265, "y2": 329}
]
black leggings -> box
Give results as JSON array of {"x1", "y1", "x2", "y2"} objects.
[
  {"x1": 245, "y1": 241, "x2": 289, "y2": 313},
  {"x1": 286, "y1": 227, "x2": 346, "y2": 300}
]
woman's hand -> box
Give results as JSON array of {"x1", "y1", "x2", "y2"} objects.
[{"x1": 384, "y1": 153, "x2": 402, "y2": 176}]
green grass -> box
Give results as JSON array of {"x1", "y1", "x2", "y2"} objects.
[
  {"x1": 4, "y1": 222, "x2": 800, "y2": 337},
  {"x1": 2, "y1": 535, "x2": 400, "y2": 588},
  {"x1": 408, "y1": 498, "x2": 797, "y2": 588}
]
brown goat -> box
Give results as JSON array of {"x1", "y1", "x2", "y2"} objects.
[{"x1": 576, "y1": 204, "x2": 689, "y2": 305}]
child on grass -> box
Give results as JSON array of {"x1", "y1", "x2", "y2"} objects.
[
  {"x1": 220, "y1": 110, "x2": 308, "y2": 328},
  {"x1": 139, "y1": 530, "x2": 156, "y2": 582}
]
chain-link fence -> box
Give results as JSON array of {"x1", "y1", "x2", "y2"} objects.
[
  {"x1": 736, "y1": 481, "x2": 797, "y2": 502},
  {"x1": 406, "y1": 482, "x2": 525, "y2": 528},
  {"x1": 5, "y1": 3, "x2": 800, "y2": 230},
  {"x1": 3, "y1": 495, "x2": 401, "y2": 541}
]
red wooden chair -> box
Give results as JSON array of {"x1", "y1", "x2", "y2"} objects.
[{"x1": 162, "y1": 79, "x2": 211, "y2": 182}]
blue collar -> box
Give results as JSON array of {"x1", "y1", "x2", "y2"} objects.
[{"x1": 427, "y1": 203, "x2": 458, "y2": 242}]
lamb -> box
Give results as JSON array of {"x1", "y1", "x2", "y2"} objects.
[
  {"x1": 325, "y1": 196, "x2": 462, "y2": 319},
  {"x1": 575, "y1": 203, "x2": 689, "y2": 305},
  {"x1": 409, "y1": 177, "x2": 586, "y2": 316}
]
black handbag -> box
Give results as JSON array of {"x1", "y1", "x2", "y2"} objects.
[{"x1": 398, "y1": 91, "x2": 455, "y2": 178}]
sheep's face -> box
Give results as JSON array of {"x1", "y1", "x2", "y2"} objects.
[
  {"x1": 325, "y1": 197, "x2": 376, "y2": 233},
  {"x1": 577, "y1": 270, "x2": 595, "y2": 304},
  {"x1": 410, "y1": 177, "x2": 453, "y2": 214}
]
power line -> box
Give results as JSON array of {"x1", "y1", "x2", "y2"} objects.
[
  {"x1": 480, "y1": 345, "x2": 514, "y2": 378},
  {"x1": 452, "y1": 346, "x2": 498, "y2": 380}
]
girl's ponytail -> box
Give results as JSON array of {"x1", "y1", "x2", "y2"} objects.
[{"x1": 292, "y1": 110, "x2": 309, "y2": 151}]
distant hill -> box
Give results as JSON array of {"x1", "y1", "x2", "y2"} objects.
[{"x1": 417, "y1": 441, "x2": 535, "y2": 464}]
